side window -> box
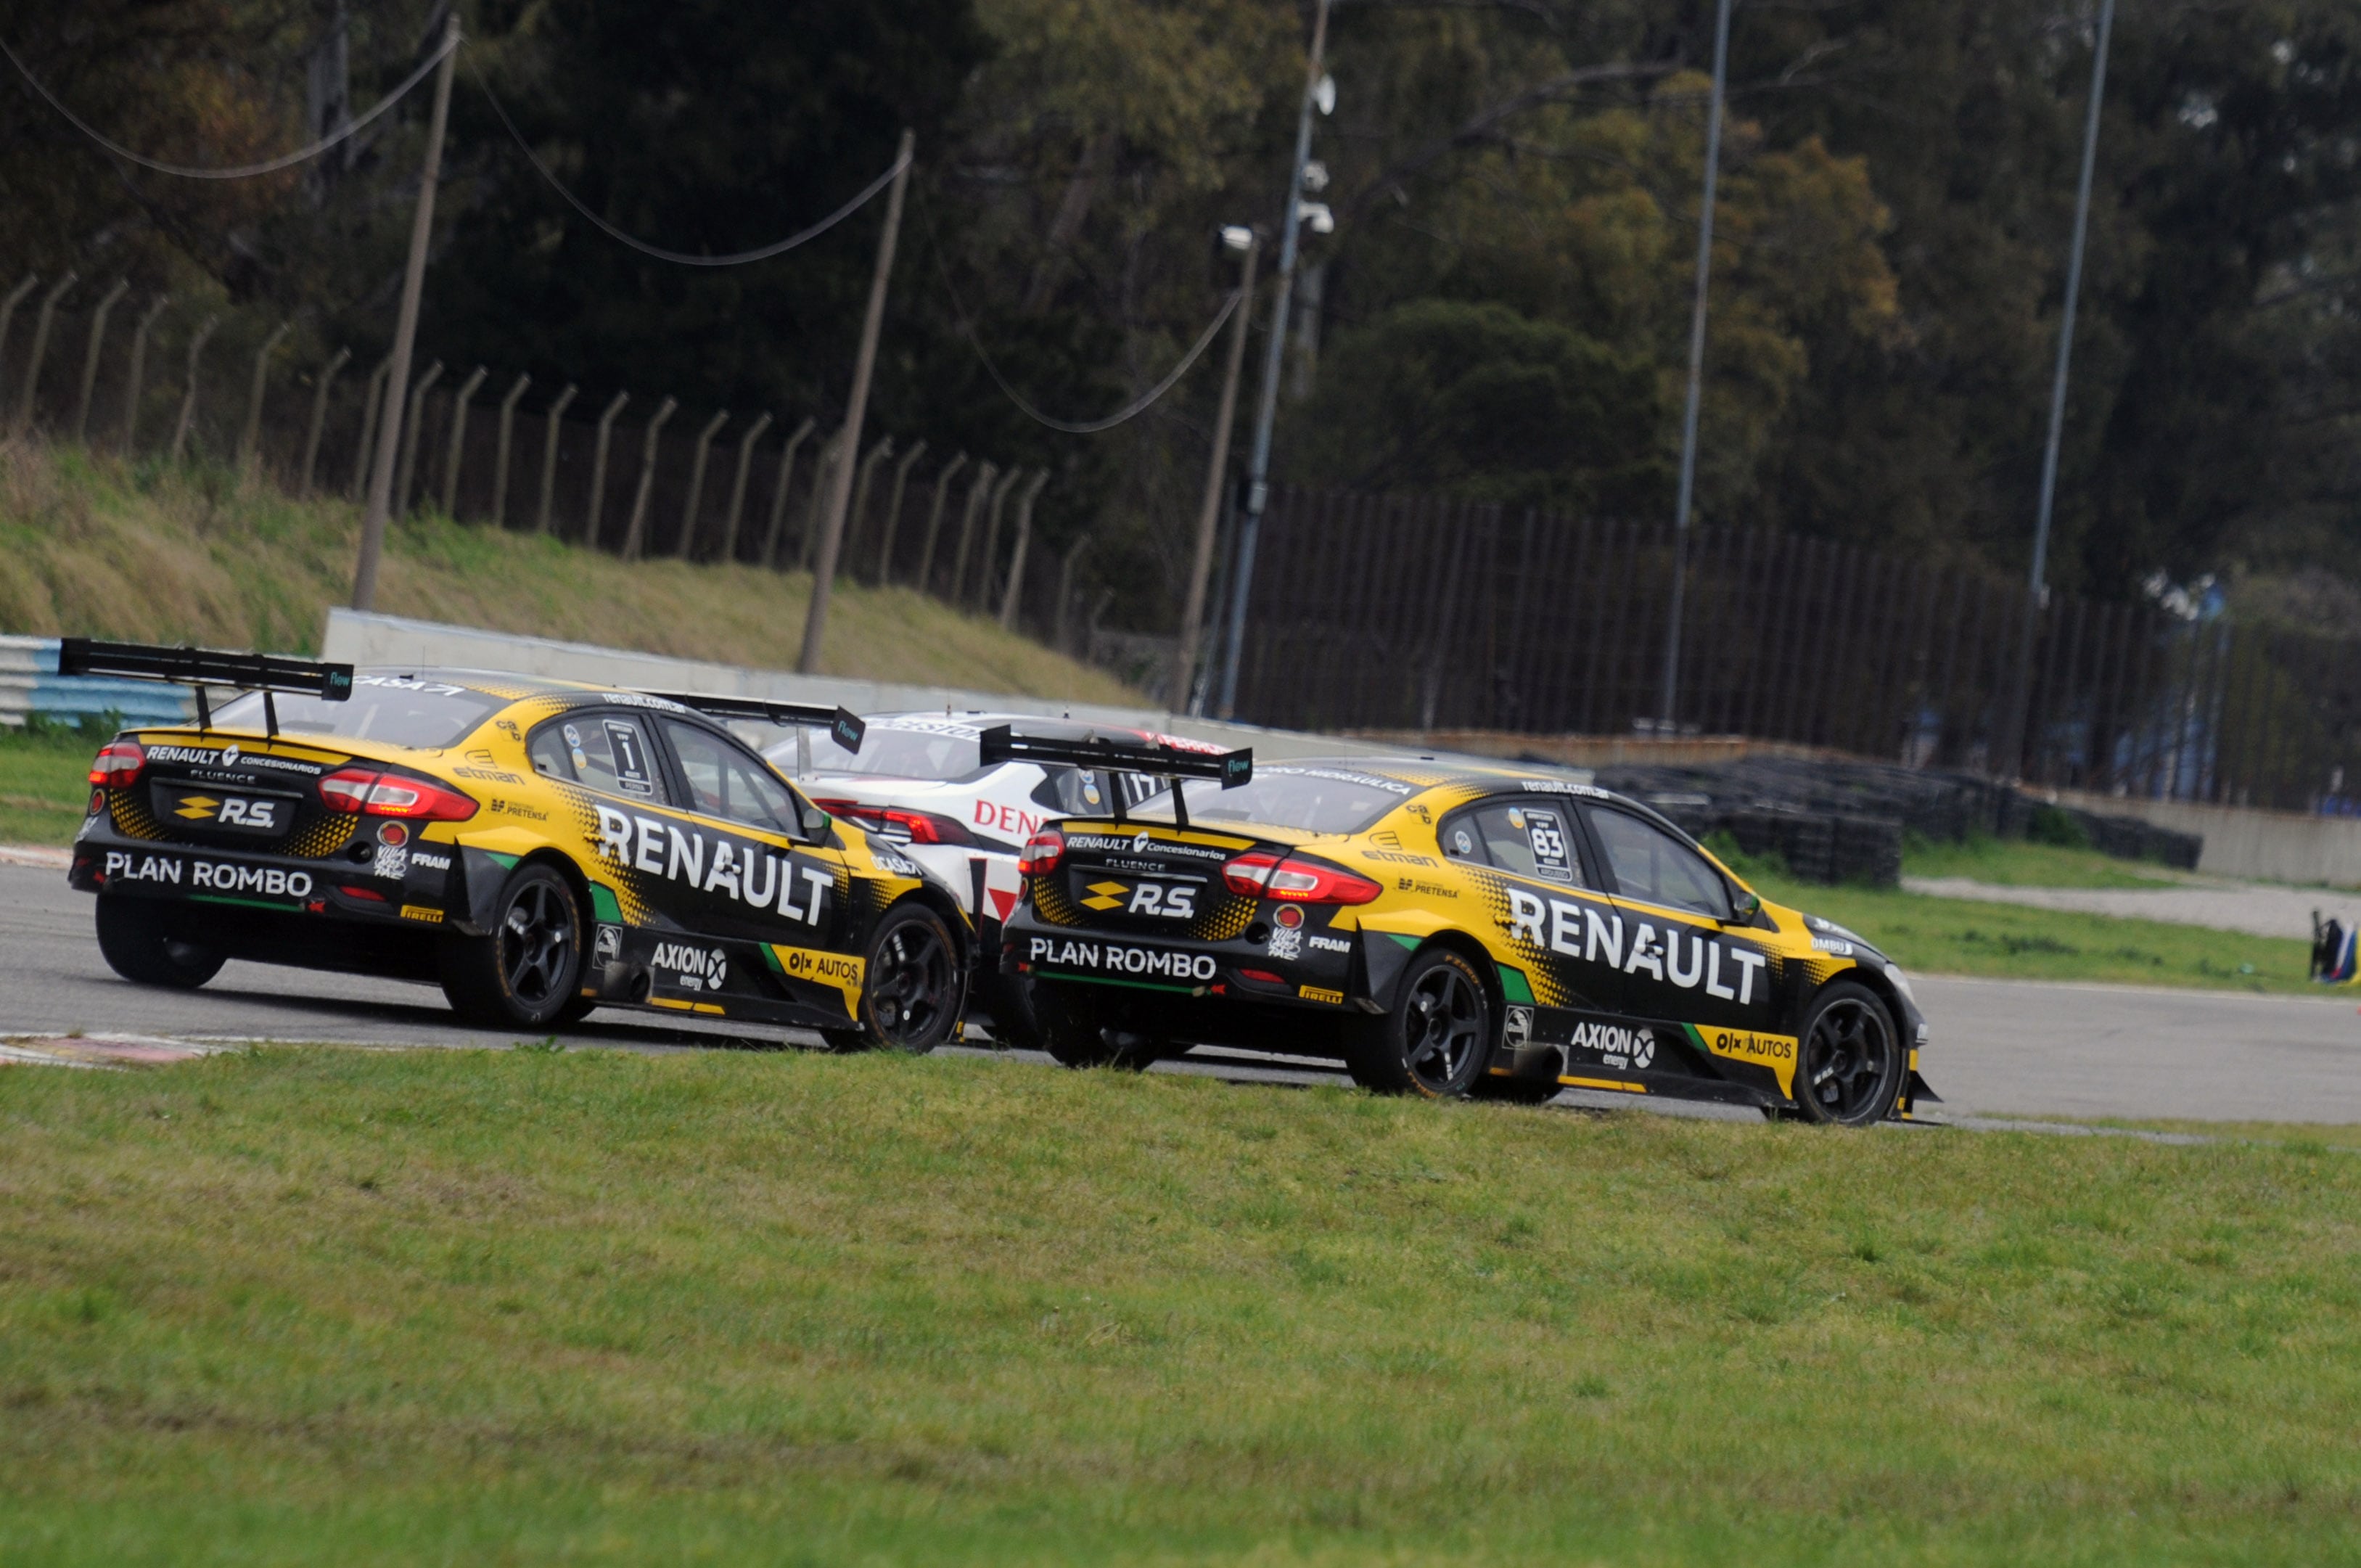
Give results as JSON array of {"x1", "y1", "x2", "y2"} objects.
[
  {"x1": 1445, "y1": 802, "x2": 1588, "y2": 887},
  {"x1": 1589, "y1": 808, "x2": 1731, "y2": 919},
  {"x1": 661, "y1": 720, "x2": 803, "y2": 837},
  {"x1": 528, "y1": 713, "x2": 666, "y2": 804}
]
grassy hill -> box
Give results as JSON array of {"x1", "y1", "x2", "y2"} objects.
[
  {"x1": 0, "y1": 440, "x2": 1140, "y2": 702},
  {"x1": 2, "y1": 1045, "x2": 2357, "y2": 1565}
]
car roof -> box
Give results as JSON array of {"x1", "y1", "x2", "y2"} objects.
[{"x1": 1247, "y1": 755, "x2": 1699, "y2": 842}]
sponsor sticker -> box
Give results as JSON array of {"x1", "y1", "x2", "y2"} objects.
[
  {"x1": 1064, "y1": 830, "x2": 1233, "y2": 863},
  {"x1": 411, "y1": 850, "x2": 451, "y2": 872},
  {"x1": 1026, "y1": 936, "x2": 1217, "y2": 982},
  {"x1": 1299, "y1": 985, "x2": 1344, "y2": 1005},
  {"x1": 400, "y1": 904, "x2": 443, "y2": 923},
  {"x1": 1396, "y1": 877, "x2": 1458, "y2": 898},
  {"x1": 1360, "y1": 847, "x2": 1437, "y2": 867},
  {"x1": 594, "y1": 924, "x2": 623, "y2": 963},
  {"x1": 1307, "y1": 932, "x2": 1351, "y2": 954},
  {"x1": 1267, "y1": 924, "x2": 1302, "y2": 961},
  {"x1": 1504, "y1": 1005, "x2": 1533, "y2": 1046},
  {"x1": 653, "y1": 941, "x2": 729, "y2": 990},
  {"x1": 372, "y1": 843, "x2": 408, "y2": 880},
  {"x1": 1567, "y1": 1018, "x2": 1655, "y2": 1071}
]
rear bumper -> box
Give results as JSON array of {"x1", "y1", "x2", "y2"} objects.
[{"x1": 70, "y1": 818, "x2": 455, "y2": 931}]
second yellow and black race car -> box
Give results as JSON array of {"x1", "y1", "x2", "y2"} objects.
[
  {"x1": 60, "y1": 640, "x2": 969, "y2": 1050},
  {"x1": 996, "y1": 734, "x2": 1934, "y2": 1125}
]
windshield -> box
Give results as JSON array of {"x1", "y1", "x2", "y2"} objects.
[
  {"x1": 1135, "y1": 765, "x2": 1414, "y2": 834},
  {"x1": 213, "y1": 675, "x2": 506, "y2": 750}
]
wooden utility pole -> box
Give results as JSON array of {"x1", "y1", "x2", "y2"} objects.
[
  {"x1": 799, "y1": 129, "x2": 913, "y2": 673},
  {"x1": 352, "y1": 15, "x2": 459, "y2": 611},
  {"x1": 1174, "y1": 231, "x2": 1259, "y2": 713}
]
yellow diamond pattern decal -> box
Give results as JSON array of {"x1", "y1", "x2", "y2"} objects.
[
  {"x1": 1081, "y1": 879, "x2": 1128, "y2": 911},
  {"x1": 174, "y1": 796, "x2": 219, "y2": 819}
]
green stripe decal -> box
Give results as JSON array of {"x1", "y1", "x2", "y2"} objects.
[
  {"x1": 588, "y1": 883, "x2": 622, "y2": 924},
  {"x1": 486, "y1": 851, "x2": 520, "y2": 870},
  {"x1": 1497, "y1": 966, "x2": 1536, "y2": 1006},
  {"x1": 1682, "y1": 1024, "x2": 1709, "y2": 1051},
  {"x1": 191, "y1": 894, "x2": 294, "y2": 911},
  {"x1": 1042, "y1": 971, "x2": 1200, "y2": 995},
  {"x1": 760, "y1": 945, "x2": 784, "y2": 975},
  {"x1": 1383, "y1": 932, "x2": 1420, "y2": 951}
]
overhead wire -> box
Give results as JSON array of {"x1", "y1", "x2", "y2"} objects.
[
  {"x1": 475, "y1": 62, "x2": 910, "y2": 267},
  {"x1": 0, "y1": 29, "x2": 458, "y2": 179},
  {"x1": 920, "y1": 190, "x2": 1243, "y2": 435}
]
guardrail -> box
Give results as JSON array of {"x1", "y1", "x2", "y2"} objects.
[{"x1": 0, "y1": 636, "x2": 194, "y2": 726}]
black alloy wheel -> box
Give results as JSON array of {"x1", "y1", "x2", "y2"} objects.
[
  {"x1": 841, "y1": 903, "x2": 964, "y2": 1054},
  {"x1": 438, "y1": 862, "x2": 584, "y2": 1028},
  {"x1": 1791, "y1": 980, "x2": 1903, "y2": 1127},
  {"x1": 1346, "y1": 947, "x2": 1492, "y2": 1099}
]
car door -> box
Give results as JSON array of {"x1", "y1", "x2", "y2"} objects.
[
  {"x1": 651, "y1": 716, "x2": 850, "y2": 950},
  {"x1": 1437, "y1": 795, "x2": 1633, "y2": 1062},
  {"x1": 1581, "y1": 804, "x2": 1778, "y2": 1038}
]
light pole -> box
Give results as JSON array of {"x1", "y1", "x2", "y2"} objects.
[
  {"x1": 2003, "y1": 0, "x2": 2116, "y2": 781},
  {"x1": 1175, "y1": 225, "x2": 1260, "y2": 715},
  {"x1": 1215, "y1": 0, "x2": 1334, "y2": 719},
  {"x1": 1658, "y1": 0, "x2": 1733, "y2": 734}
]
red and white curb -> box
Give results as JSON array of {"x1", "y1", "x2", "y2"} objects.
[{"x1": 0, "y1": 1033, "x2": 239, "y2": 1070}]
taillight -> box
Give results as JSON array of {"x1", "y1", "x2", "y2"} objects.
[
  {"x1": 811, "y1": 798, "x2": 977, "y2": 846},
  {"x1": 318, "y1": 766, "x2": 478, "y2": 822},
  {"x1": 1222, "y1": 851, "x2": 1381, "y2": 906},
  {"x1": 1017, "y1": 827, "x2": 1065, "y2": 878},
  {"x1": 89, "y1": 739, "x2": 144, "y2": 787}
]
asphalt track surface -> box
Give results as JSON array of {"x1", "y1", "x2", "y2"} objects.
[{"x1": 7, "y1": 862, "x2": 2361, "y2": 1125}]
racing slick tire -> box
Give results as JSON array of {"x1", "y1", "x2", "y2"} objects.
[
  {"x1": 824, "y1": 901, "x2": 965, "y2": 1055},
  {"x1": 1030, "y1": 982, "x2": 1160, "y2": 1072},
  {"x1": 437, "y1": 861, "x2": 585, "y2": 1030},
  {"x1": 94, "y1": 895, "x2": 226, "y2": 990},
  {"x1": 1345, "y1": 946, "x2": 1492, "y2": 1099},
  {"x1": 1789, "y1": 980, "x2": 1905, "y2": 1127}
]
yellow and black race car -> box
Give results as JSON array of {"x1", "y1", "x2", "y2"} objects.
[
  {"x1": 60, "y1": 640, "x2": 968, "y2": 1049},
  {"x1": 996, "y1": 735, "x2": 1934, "y2": 1125}
]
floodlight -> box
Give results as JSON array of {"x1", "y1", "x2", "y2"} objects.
[
  {"x1": 1314, "y1": 73, "x2": 1336, "y2": 115},
  {"x1": 1220, "y1": 224, "x2": 1255, "y2": 253},
  {"x1": 1300, "y1": 202, "x2": 1334, "y2": 235},
  {"x1": 1302, "y1": 160, "x2": 1330, "y2": 192}
]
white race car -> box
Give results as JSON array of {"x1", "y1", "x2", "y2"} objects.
[{"x1": 768, "y1": 713, "x2": 1220, "y2": 1044}]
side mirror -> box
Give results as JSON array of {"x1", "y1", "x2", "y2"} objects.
[
  {"x1": 1728, "y1": 890, "x2": 1762, "y2": 924},
  {"x1": 801, "y1": 804, "x2": 835, "y2": 843}
]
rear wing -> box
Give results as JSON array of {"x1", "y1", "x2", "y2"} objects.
[
  {"x1": 641, "y1": 693, "x2": 865, "y2": 755},
  {"x1": 977, "y1": 724, "x2": 1250, "y2": 830},
  {"x1": 57, "y1": 637, "x2": 353, "y2": 735}
]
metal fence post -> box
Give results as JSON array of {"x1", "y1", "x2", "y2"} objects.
[
  {"x1": 676, "y1": 409, "x2": 730, "y2": 560},
  {"x1": 874, "y1": 439, "x2": 925, "y2": 584},
  {"x1": 0, "y1": 278, "x2": 37, "y2": 406},
  {"x1": 716, "y1": 411, "x2": 772, "y2": 565},
  {"x1": 948, "y1": 459, "x2": 998, "y2": 603},
  {"x1": 237, "y1": 321, "x2": 292, "y2": 472},
  {"x1": 438, "y1": 364, "x2": 488, "y2": 517},
  {"x1": 972, "y1": 465, "x2": 1022, "y2": 609},
  {"x1": 299, "y1": 347, "x2": 351, "y2": 496},
  {"x1": 120, "y1": 295, "x2": 170, "y2": 455},
  {"x1": 845, "y1": 435, "x2": 893, "y2": 574},
  {"x1": 72, "y1": 279, "x2": 128, "y2": 445},
  {"x1": 762, "y1": 416, "x2": 816, "y2": 568},
  {"x1": 392, "y1": 358, "x2": 443, "y2": 512},
  {"x1": 1054, "y1": 533, "x2": 1091, "y2": 654},
  {"x1": 913, "y1": 451, "x2": 966, "y2": 594},
  {"x1": 534, "y1": 382, "x2": 578, "y2": 534},
  {"x1": 168, "y1": 313, "x2": 221, "y2": 464},
  {"x1": 349, "y1": 354, "x2": 391, "y2": 498},
  {"x1": 583, "y1": 389, "x2": 630, "y2": 546},
  {"x1": 490, "y1": 372, "x2": 530, "y2": 525},
  {"x1": 15, "y1": 273, "x2": 78, "y2": 436},
  {"x1": 620, "y1": 395, "x2": 677, "y2": 559},
  {"x1": 998, "y1": 469, "x2": 1051, "y2": 630}
]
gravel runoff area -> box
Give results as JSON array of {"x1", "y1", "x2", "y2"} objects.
[{"x1": 1902, "y1": 874, "x2": 2361, "y2": 942}]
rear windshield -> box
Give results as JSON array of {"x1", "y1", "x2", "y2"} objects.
[
  {"x1": 213, "y1": 675, "x2": 505, "y2": 750},
  {"x1": 1137, "y1": 765, "x2": 1414, "y2": 834},
  {"x1": 776, "y1": 722, "x2": 982, "y2": 782}
]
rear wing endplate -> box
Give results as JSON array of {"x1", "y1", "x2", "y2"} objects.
[
  {"x1": 57, "y1": 637, "x2": 353, "y2": 736},
  {"x1": 641, "y1": 693, "x2": 865, "y2": 755},
  {"x1": 977, "y1": 724, "x2": 1250, "y2": 830}
]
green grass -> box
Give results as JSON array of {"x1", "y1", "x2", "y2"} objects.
[
  {"x1": 1900, "y1": 833, "x2": 2191, "y2": 890},
  {"x1": 0, "y1": 438, "x2": 1138, "y2": 703},
  {"x1": 4, "y1": 1048, "x2": 2360, "y2": 1564},
  {"x1": 1749, "y1": 869, "x2": 2316, "y2": 994},
  {"x1": 0, "y1": 720, "x2": 103, "y2": 845}
]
